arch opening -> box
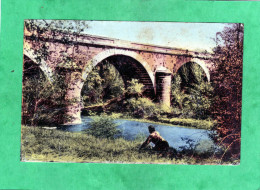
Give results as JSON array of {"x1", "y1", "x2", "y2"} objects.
[
  {"x1": 23, "y1": 55, "x2": 46, "y2": 82},
  {"x1": 82, "y1": 54, "x2": 155, "y2": 102},
  {"x1": 23, "y1": 48, "x2": 54, "y2": 82},
  {"x1": 22, "y1": 55, "x2": 54, "y2": 125},
  {"x1": 104, "y1": 55, "x2": 155, "y2": 98},
  {"x1": 171, "y1": 62, "x2": 213, "y2": 119},
  {"x1": 81, "y1": 59, "x2": 125, "y2": 106},
  {"x1": 82, "y1": 49, "x2": 155, "y2": 86},
  {"x1": 176, "y1": 62, "x2": 209, "y2": 90}
]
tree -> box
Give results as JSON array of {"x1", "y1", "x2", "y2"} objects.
[
  {"x1": 22, "y1": 20, "x2": 90, "y2": 125},
  {"x1": 22, "y1": 65, "x2": 67, "y2": 126},
  {"x1": 211, "y1": 23, "x2": 243, "y2": 160},
  {"x1": 25, "y1": 20, "x2": 88, "y2": 35},
  {"x1": 171, "y1": 63, "x2": 213, "y2": 119},
  {"x1": 81, "y1": 66, "x2": 104, "y2": 105},
  {"x1": 81, "y1": 62, "x2": 125, "y2": 106}
]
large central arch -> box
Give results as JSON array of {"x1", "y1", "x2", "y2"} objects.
[{"x1": 82, "y1": 49, "x2": 155, "y2": 98}]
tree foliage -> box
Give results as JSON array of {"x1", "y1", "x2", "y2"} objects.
[
  {"x1": 25, "y1": 20, "x2": 89, "y2": 35},
  {"x1": 211, "y1": 23, "x2": 243, "y2": 159},
  {"x1": 171, "y1": 63, "x2": 213, "y2": 119},
  {"x1": 125, "y1": 97, "x2": 161, "y2": 118},
  {"x1": 22, "y1": 20, "x2": 91, "y2": 125},
  {"x1": 22, "y1": 63, "x2": 67, "y2": 126},
  {"x1": 81, "y1": 62, "x2": 125, "y2": 106},
  {"x1": 126, "y1": 79, "x2": 145, "y2": 96}
]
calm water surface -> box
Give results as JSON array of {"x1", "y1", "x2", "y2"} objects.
[{"x1": 59, "y1": 116, "x2": 215, "y2": 151}]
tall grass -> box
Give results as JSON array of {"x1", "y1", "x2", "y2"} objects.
[{"x1": 21, "y1": 126, "x2": 226, "y2": 164}]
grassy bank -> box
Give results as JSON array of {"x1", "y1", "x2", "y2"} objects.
[
  {"x1": 88, "y1": 113, "x2": 216, "y2": 130},
  {"x1": 21, "y1": 126, "x2": 223, "y2": 164},
  {"x1": 158, "y1": 117, "x2": 216, "y2": 130}
]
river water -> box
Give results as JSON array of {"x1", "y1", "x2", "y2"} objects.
[{"x1": 59, "y1": 116, "x2": 216, "y2": 151}]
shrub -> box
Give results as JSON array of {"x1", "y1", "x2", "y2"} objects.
[
  {"x1": 126, "y1": 79, "x2": 145, "y2": 95},
  {"x1": 125, "y1": 97, "x2": 161, "y2": 118},
  {"x1": 194, "y1": 140, "x2": 215, "y2": 156},
  {"x1": 85, "y1": 117, "x2": 121, "y2": 139},
  {"x1": 109, "y1": 113, "x2": 124, "y2": 119},
  {"x1": 159, "y1": 104, "x2": 173, "y2": 115}
]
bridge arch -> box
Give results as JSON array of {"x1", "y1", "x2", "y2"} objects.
[
  {"x1": 173, "y1": 61, "x2": 210, "y2": 93},
  {"x1": 82, "y1": 49, "x2": 155, "y2": 85},
  {"x1": 188, "y1": 58, "x2": 210, "y2": 82},
  {"x1": 82, "y1": 49, "x2": 156, "y2": 97},
  {"x1": 23, "y1": 48, "x2": 54, "y2": 82},
  {"x1": 23, "y1": 55, "x2": 51, "y2": 82},
  {"x1": 175, "y1": 58, "x2": 210, "y2": 82}
]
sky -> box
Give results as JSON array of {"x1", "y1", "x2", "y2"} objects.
[
  {"x1": 33, "y1": 20, "x2": 229, "y2": 53},
  {"x1": 81, "y1": 21, "x2": 228, "y2": 53}
]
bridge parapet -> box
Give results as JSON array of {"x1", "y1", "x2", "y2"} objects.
[{"x1": 24, "y1": 26, "x2": 213, "y2": 60}]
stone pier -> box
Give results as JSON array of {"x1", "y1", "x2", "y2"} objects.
[
  {"x1": 63, "y1": 71, "x2": 84, "y2": 125},
  {"x1": 155, "y1": 66, "x2": 172, "y2": 107}
]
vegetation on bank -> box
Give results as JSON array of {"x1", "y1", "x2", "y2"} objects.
[
  {"x1": 21, "y1": 126, "x2": 234, "y2": 164},
  {"x1": 157, "y1": 117, "x2": 216, "y2": 130},
  {"x1": 211, "y1": 23, "x2": 243, "y2": 159},
  {"x1": 85, "y1": 112, "x2": 216, "y2": 130}
]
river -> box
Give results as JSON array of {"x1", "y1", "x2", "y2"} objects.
[{"x1": 58, "y1": 116, "x2": 216, "y2": 152}]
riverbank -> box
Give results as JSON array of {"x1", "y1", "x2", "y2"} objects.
[
  {"x1": 85, "y1": 113, "x2": 216, "y2": 130},
  {"x1": 21, "y1": 126, "x2": 225, "y2": 164}
]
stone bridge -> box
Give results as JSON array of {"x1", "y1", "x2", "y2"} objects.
[{"x1": 23, "y1": 26, "x2": 215, "y2": 125}]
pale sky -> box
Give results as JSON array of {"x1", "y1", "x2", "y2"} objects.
[
  {"x1": 82, "y1": 21, "x2": 228, "y2": 53},
  {"x1": 33, "y1": 20, "x2": 228, "y2": 53}
]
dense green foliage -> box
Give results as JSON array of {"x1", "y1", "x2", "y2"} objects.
[
  {"x1": 85, "y1": 117, "x2": 121, "y2": 139},
  {"x1": 22, "y1": 67, "x2": 67, "y2": 126},
  {"x1": 124, "y1": 97, "x2": 161, "y2": 118},
  {"x1": 171, "y1": 63, "x2": 213, "y2": 119},
  {"x1": 81, "y1": 63, "x2": 125, "y2": 106},
  {"x1": 124, "y1": 97, "x2": 171, "y2": 119},
  {"x1": 125, "y1": 79, "x2": 145, "y2": 96}
]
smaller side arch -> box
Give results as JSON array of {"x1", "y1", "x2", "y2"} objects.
[
  {"x1": 23, "y1": 48, "x2": 54, "y2": 82},
  {"x1": 189, "y1": 58, "x2": 211, "y2": 82}
]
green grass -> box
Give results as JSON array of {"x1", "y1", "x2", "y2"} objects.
[
  {"x1": 91, "y1": 112, "x2": 216, "y2": 130},
  {"x1": 21, "y1": 126, "x2": 224, "y2": 164},
  {"x1": 158, "y1": 117, "x2": 216, "y2": 130}
]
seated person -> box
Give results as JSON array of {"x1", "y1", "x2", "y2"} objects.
[{"x1": 139, "y1": 125, "x2": 169, "y2": 151}]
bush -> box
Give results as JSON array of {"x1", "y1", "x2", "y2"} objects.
[
  {"x1": 126, "y1": 79, "x2": 144, "y2": 95},
  {"x1": 194, "y1": 140, "x2": 215, "y2": 156},
  {"x1": 159, "y1": 104, "x2": 173, "y2": 115},
  {"x1": 85, "y1": 117, "x2": 121, "y2": 139},
  {"x1": 125, "y1": 97, "x2": 161, "y2": 118}
]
